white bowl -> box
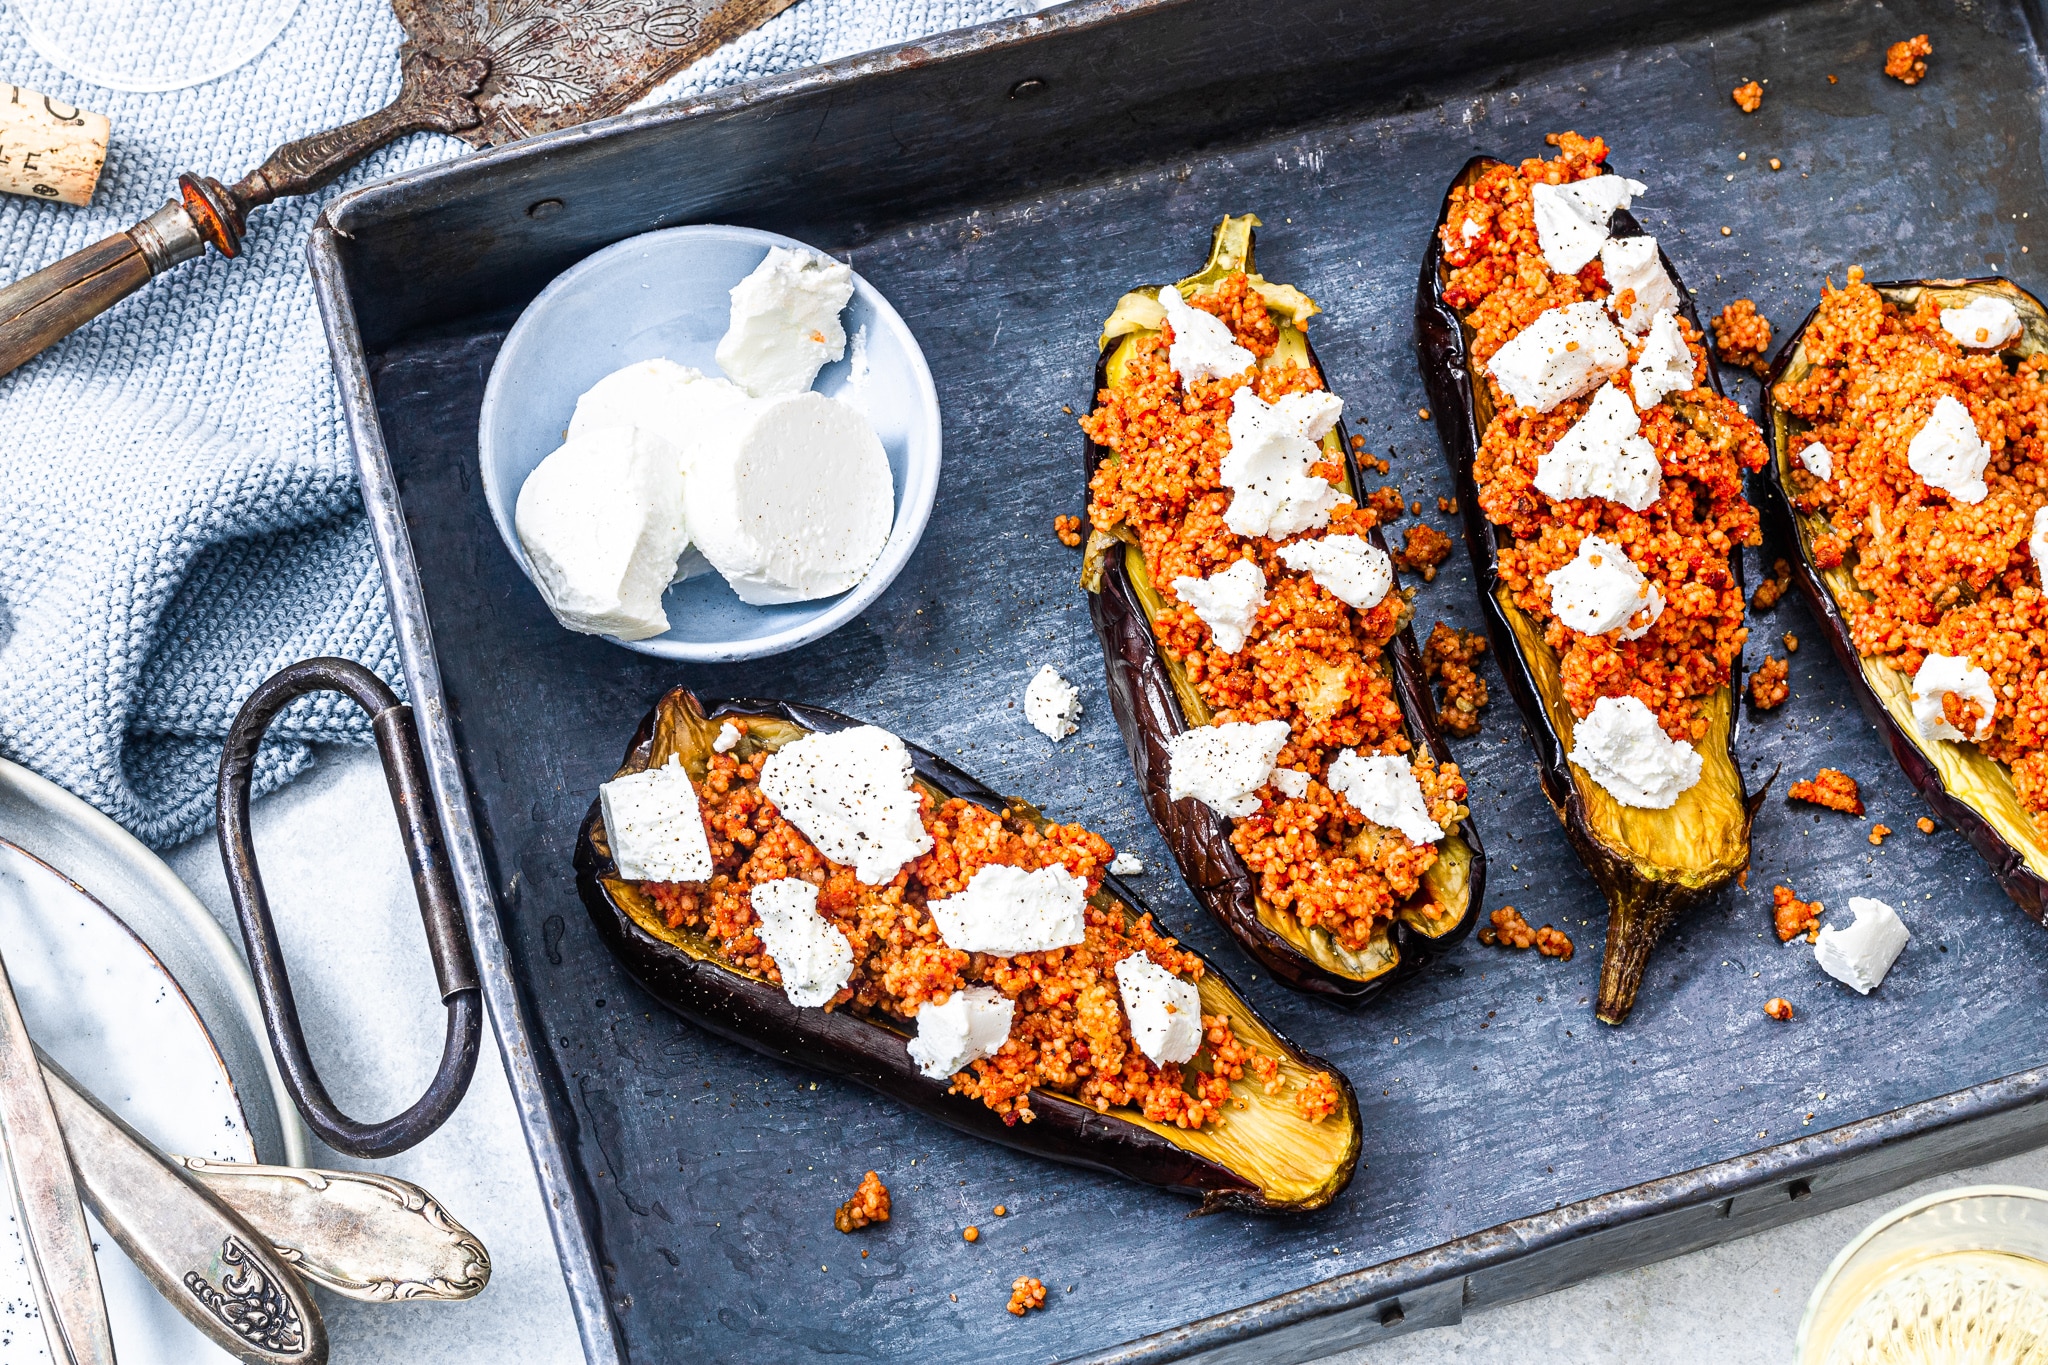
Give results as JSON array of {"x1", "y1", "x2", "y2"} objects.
[{"x1": 478, "y1": 224, "x2": 942, "y2": 661}]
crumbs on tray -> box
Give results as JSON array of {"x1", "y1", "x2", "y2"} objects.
[
  {"x1": 1789, "y1": 768, "x2": 1863, "y2": 816},
  {"x1": 1750, "y1": 656, "x2": 1789, "y2": 710},
  {"x1": 834, "y1": 1171, "x2": 891, "y2": 1233},
  {"x1": 1773, "y1": 885, "x2": 1822, "y2": 943}
]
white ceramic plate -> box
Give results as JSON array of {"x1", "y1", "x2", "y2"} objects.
[
  {"x1": 0, "y1": 838, "x2": 255, "y2": 1364},
  {"x1": 477, "y1": 223, "x2": 943, "y2": 662},
  {"x1": 0, "y1": 757, "x2": 303, "y2": 1168}
]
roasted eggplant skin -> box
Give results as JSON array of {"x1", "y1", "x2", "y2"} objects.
[
  {"x1": 1081, "y1": 216, "x2": 1484, "y2": 1006},
  {"x1": 574, "y1": 688, "x2": 1362, "y2": 1215},
  {"x1": 1415, "y1": 156, "x2": 1760, "y2": 1025},
  {"x1": 1763, "y1": 275, "x2": 2048, "y2": 923}
]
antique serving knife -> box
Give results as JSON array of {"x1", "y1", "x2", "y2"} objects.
[
  {"x1": 0, "y1": 0, "x2": 802, "y2": 380},
  {"x1": 35, "y1": 1052, "x2": 490, "y2": 1304},
  {"x1": 0, "y1": 943, "x2": 114, "y2": 1365},
  {"x1": 38, "y1": 1052, "x2": 328, "y2": 1365},
  {"x1": 171, "y1": 1155, "x2": 491, "y2": 1304}
]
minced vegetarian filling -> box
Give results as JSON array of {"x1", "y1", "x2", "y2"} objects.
[
  {"x1": 1080, "y1": 271, "x2": 1468, "y2": 951},
  {"x1": 1774, "y1": 270, "x2": 2048, "y2": 818},
  {"x1": 640, "y1": 748, "x2": 1286, "y2": 1131},
  {"x1": 1440, "y1": 132, "x2": 1768, "y2": 743}
]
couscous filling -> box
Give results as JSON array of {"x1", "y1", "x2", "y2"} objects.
[
  {"x1": 1438, "y1": 131, "x2": 1769, "y2": 742},
  {"x1": 1081, "y1": 271, "x2": 1467, "y2": 951},
  {"x1": 641, "y1": 745, "x2": 1291, "y2": 1130}
]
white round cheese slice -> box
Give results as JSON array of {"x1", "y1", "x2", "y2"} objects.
[
  {"x1": 682, "y1": 391, "x2": 895, "y2": 605},
  {"x1": 515, "y1": 426, "x2": 689, "y2": 640}
]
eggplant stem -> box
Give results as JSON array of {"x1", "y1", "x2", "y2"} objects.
[{"x1": 1593, "y1": 878, "x2": 1696, "y2": 1026}]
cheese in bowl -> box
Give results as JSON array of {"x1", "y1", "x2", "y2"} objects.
[
  {"x1": 517, "y1": 249, "x2": 893, "y2": 638},
  {"x1": 477, "y1": 224, "x2": 942, "y2": 662}
]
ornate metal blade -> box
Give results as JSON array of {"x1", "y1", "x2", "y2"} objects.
[
  {"x1": 393, "y1": 0, "x2": 807, "y2": 147},
  {"x1": 0, "y1": 941, "x2": 114, "y2": 1365}
]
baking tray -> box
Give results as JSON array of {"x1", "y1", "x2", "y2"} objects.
[{"x1": 306, "y1": 0, "x2": 2048, "y2": 1360}]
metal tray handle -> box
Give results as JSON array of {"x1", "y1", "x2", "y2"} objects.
[{"x1": 216, "y1": 658, "x2": 482, "y2": 1158}]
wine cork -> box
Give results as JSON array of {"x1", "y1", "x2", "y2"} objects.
[{"x1": 0, "y1": 84, "x2": 109, "y2": 207}]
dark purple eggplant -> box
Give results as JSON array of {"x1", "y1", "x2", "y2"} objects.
[
  {"x1": 1078, "y1": 214, "x2": 1484, "y2": 1006},
  {"x1": 1415, "y1": 157, "x2": 1760, "y2": 1025},
  {"x1": 574, "y1": 687, "x2": 1361, "y2": 1214},
  {"x1": 1763, "y1": 275, "x2": 2048, "y2": 922}
]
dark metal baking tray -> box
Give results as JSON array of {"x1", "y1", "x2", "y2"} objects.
[{"x1": 306, "y1": 0, "x2": 2048, "y2": 1359}]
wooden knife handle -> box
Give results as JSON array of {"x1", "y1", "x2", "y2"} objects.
[
  {"x1": 0, "y1": 44, "x2": 490, "y2": 381},
  {"x1": 0, "y1": 199, "x2": 205, "y2": 380}
]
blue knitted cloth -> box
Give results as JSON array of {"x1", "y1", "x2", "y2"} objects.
[{"x1": 0, "y1": 0, "x2": 1018, "y2": 848}]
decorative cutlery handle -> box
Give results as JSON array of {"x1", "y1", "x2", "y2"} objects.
[
  {"x1": 176, "y1": 1158, "x2": 491, "y2": 1303},
  {"x1": 38, "y1": 1057, "x2": 326, "y2": 1365},
  {"x1": 231, "y1": 46, "x2": 488, "y2": 208}
]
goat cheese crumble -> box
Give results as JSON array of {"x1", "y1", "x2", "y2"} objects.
[
  {"x1": 568, "y1": 357, "x2": 706, "y2": 448},
  {"x1": 1166, "y1": 720, "x2": 1292, "y2": 818},
  {"x1": 1171, "y1": 559, "x2": 1267, "y2": 653},
  {"x1": 1276, "y1": 534, "x2": 1395, "y2": 610},
  {"x1": 1219, "y1": 387, "x2": 1348, "y2": 540},
  {"x1": 1797, "y1": 441, "x2": 1832, "y2": 481},
  {"x1": 1533, "y1": 382, "x2": 1664, "y2": 512},
  {"x1": 1487, "y1": 302, "x2": 1629, "y2": 413},
  {"x1": 1814, "y1": 897, "x2": 1909, "y2": 994},
  {"x1": 1545, "y1": 534, "x2": 1663, "y2": 639},
  {"x1": 1599, "y1": 235, "x2": 1679, "y2": 334},
  {"x1": 1268, "y1": 766, "x2": 1311, "y2": 799},
  {"x1": 1324, "y1": 751, "x2": 1444, "y2": 844},
  {"x1": 907, "y1": 986, "x2": 1015, "y2": 1079},
  {"x1": 1630, "y1": 309, "x2": 1696, "y2": 410},
  {"x1": 516, "y1": 425, "x2": 690, "y2": 641},
  {"x1": 1114, "y1": 955, "x2": 1202, "y2": 1066},
  {"x1": 1906, "y1": 394, "x2": 1991, "y2": 504},
  {"x1": 1940, "y1": 296, "x2": 2022, "y2": 351},
  {"x1": 1024, "y1": 664, "x2": 1082, "y2": 740},
  {"x1": 1108, "y1": 853, "x2": 1144, "y2": 876},
  {"x1": 680, "y1": 390, "x2": 894, "y2": 604},
  {"x1": 757, "y1": 726, "x2": 934, "y2": 885},
  {"x1": 1909, "y1": 653, "x2": 1996, "y2": 744},
  {"x1": 2033, "y1": 507, "x2": 2048, "y2": 591},
  {"x1": 749, "y1": 878, "x2": 855, "y2": 1007},
  {"x1": 1566, "y1": 694, "x2": 1703, "y2": 808},
  {"x1": 600, "y1": 755, "x2": 714, "y2": 882},
  {"x1": 1529, "y1": 174, "x2": 1647, "y2": 274},
  {"x1": 1158, "y1": 284, "x2": 1255, "y2": 384},
  {"x1": 712, "y1": 722, "x2": 743, "y2": 754},
  {"x1": 927, "y1": 863, "x2": 1089, "y2": 956}
]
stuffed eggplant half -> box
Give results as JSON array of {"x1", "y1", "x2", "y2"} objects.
[
  {"x1": 1764, "y1": 271, "x2": 2048, "y2": 921},
  {"x1": 575, "y1": 688, "x2": 1361, "y2": 1214},
  {"x1": 1415, "y1": 134, "x2": 1767, "y2": 1024},
  {"x1": 1078, "y1": 214, "x2": 1483, "y2": 1005}
]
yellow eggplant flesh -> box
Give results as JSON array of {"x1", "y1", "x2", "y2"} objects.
[
  {"x1": 1765, "y1": 276, "x2": 2048, "y2": 917},
  {"x1": 1082, "y1": 214, "x2": 1482, "y2": 1002},
  {"x1": 579, "y1": 688, "x2": 1362, "y2": 1213}
]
